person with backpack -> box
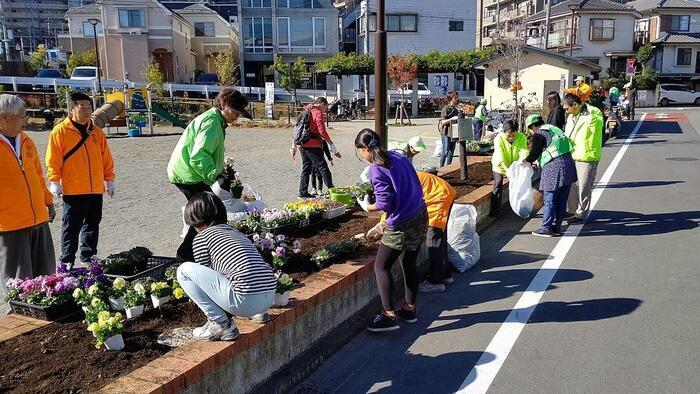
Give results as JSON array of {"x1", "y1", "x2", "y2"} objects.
[
  {"x1": 167, "y1": 88, "x2": 252, "y2": 262},
  {"x1": 355, "y1": 128, "x2": 428, "y2": 333},
  {"x1": 46, "y1": 92, "x2": 115, "y2": 267},
  {"x1": 290, "y1": 139, "x2": 334, "y2": 197},
  {"x1": 292, "y1": 97, "x2": 341, "y2": 198}
]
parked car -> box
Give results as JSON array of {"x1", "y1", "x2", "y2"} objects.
[
  {"x1": 196, "y1": 73, "x2": 219, "y2": 85},
  {"x1": 32, "y1": 68, "x2": 63, "y2": 92},
  {"x1": 390, "y1": 82, "x2": 433, "y2": 99},
  {"x1": 658, "y1": 83, "x2": 700, "y2": 106},
  {"x1": 70, "y1": 66, "x2": 98, "y2": 91}
]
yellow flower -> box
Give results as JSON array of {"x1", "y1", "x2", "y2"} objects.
[
  {"x1": 97, "y1": 310, "x2": 111, "y2": 322},
  {"x1": 87, "y1": 284, "x2": 100, "y2": 296},
  {"x1": 72, "y1": 288, "x2": 84, "y2": 299},
  {"x1": 173, "y1": 288, "x2": 186, "y2": 300},
  {"x1": 113, "y1": 278, "x2": 126, "y2": 290},
  {"x1": 133, "y1": 283, "x2": 146, "y2": 295},
  {"x1": 87, "y1": 322, "x2": 99, "y2": 332},
  {"x1": 90, "y1": 297, "x2": 102, "y2": 308}
]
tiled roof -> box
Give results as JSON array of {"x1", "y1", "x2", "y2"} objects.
[
  {"x1": 473, "y1": 45, "x2": 602, "y2": 71},
  {"x1": 529, "y1": 0, "x2": 636, "y2": 20},
  {"x1": 652, "y1": 32, "x2": 700, "y2": 44},
  {"x1": 628, "y1": 0, "x2": 700, "y2": 11}
]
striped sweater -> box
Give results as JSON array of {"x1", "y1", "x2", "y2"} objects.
[{"x1": 192, "y1": 224, "x2": 277, "y2": 294}]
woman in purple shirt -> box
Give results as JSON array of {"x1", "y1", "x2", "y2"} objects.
[{"x1": 355, "y1": 129, "x2": 428, "y2": 333}]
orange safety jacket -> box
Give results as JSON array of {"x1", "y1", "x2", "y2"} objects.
[
  {"x1": 46, "y1": 117, "x2": 115, "y2": 195},
  {"x1": 0, "y1": 132, "x2": 52, "y2": 232}
]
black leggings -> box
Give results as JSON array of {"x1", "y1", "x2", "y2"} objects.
[
  {"x1": 174, "y1": 183, "x2": 226, "y2": 262},
  {"x1": 374, "y1": 244, "x2": 420, "y2": 311}
]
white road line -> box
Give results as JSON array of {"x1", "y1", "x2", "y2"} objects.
[{"x1": 457, "y1": 113, "x2": 648, "y2": 394}]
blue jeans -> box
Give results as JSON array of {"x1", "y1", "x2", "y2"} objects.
[
  {"x1": 472, "y1": 119, "x2": 484, "y2": 141},
  {"x1": 177, "y1": 262, "x2": 275, "y2": 325},
  {"x1": 541, "y1": 184, "x2": 572, "y2": 233},
  {"x1": 440, "y1": 135, "x2": 456, "y2": 167}
]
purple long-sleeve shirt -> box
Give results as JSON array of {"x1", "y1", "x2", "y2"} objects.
[{"x1": 369, "y1": 151, "x2": 426, "y2": 229}]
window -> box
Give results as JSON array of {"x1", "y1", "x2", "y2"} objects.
[
  {"x1": 676, "y1": 48, "x2": 692, "y2": 66},
  {"x1": 368, "y1": 13, "x2": 417, "y2": 32},
  {"x1": 277, "y1": 17, "x2": 326, "y2": 53},
  {"x1": 589, "y1": 18, "x2": 614, "y2": 40},
  {"x1": 277, "y1": 0, "x2": 322, "y2": 7},
  {"x1": 246, "y1": 0, "x2": 271, "y2": 7},
  {"x1": 194, "y1": 22, "x2": 215, "y2": 37},
  {"x1": 670, "y1": 15, "x2": 690, "y2": 32},
  {"x1": 244, "y1": 17, "x2": 273, "y2": 53},
  {"x1": 498, "y1": 69, "x2": 511, "y2": 89},
  {"x1": 449, "y1": 21, "x2": 464, "y2": 31},
  {"x1": 118, "y1": 9, "x2": 145, "y2": 28},
  {"x1": 82, "y1": 21, "x2": 103, "y2": 37},
  {"x1": 547, "y1": 19, "x2": 574, "y2": 48}
]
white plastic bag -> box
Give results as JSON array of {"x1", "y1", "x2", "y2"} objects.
[
  {"x1": 211, "y1": 180, "x2": 247, "y2": 214},
  {"x1": 433, "y1": 138, "x2": 443, "y2": 158},
  {"x1": 446, "y1": 204, "x2": 481, "y2": 272},
  {"x1": 506, "y1": 161, "x2": 534, "y2": 219},
  {"x1": 242, "y1": 183, "x2": 266, "y2": 212}
]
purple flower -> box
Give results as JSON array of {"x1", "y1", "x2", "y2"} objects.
[{"x1": 275, "y1": 246, "x2": 286, "y2": 257}]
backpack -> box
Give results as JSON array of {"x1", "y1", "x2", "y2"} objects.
[{"x1": 292, "y1": 109, "x2": 312, "y2": 145}]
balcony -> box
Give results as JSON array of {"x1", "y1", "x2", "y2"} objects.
[{"x1": 634, "y1": 30, "x2": 650, "y2": 50}]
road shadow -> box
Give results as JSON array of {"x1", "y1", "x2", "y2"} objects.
[
  {"x1": 581, "y1": 210, "x2": 700, "y2": 237},
  {"x1": 598, "y1": 180, "x2": 684, "y2": 189},
  {"x1": 634, "y1": 120, "x2": 683, "y2": 134},
  {"x1": 427, "y1": 298, "x2": 642, "y2": 334}
]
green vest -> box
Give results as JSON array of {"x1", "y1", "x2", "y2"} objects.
[
  {"x1": 492, "y1": 132, "x2": 528, "y2": 175},
  {"x1": 564, "y1": 103, "x2": 603, "y2": 162},
  {"x1": 539, "y1": 125, "x2": 572, "y2": 167},
  {"x1": 475, "y1": 105, "x2": 488, "y2": 122}
]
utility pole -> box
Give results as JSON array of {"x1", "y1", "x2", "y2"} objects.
[
  {"x1": 544, "y1": 0, "x2": 551, "y2": 49},
  {"x1": 363, "y1": 0, "x2": 370, "y2": 106},
  {"x1": 374, "y1": 0, "x2": 387, "y2": 149}
]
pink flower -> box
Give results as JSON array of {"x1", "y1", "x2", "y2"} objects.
[{"x1": 275, "y1": 246, "x2": 286, "y2": 257}]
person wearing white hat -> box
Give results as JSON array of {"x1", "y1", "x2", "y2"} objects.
[{"x1": 388, "y1": 136, "x2": 428, "y2": 163}]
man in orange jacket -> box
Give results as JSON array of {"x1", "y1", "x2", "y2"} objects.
[
  {"x1": 364, "y1": 169, "x2": 457, "y2": 292},
  {"x1": 0, "y1": 94, "x2": 56, "y2": 297},
  {"x1": 46, "y1": 92, "x2": 115, "y2": 267}
]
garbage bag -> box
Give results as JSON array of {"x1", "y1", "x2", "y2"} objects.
[
  {"x1": 242, "y1": 183, "x2": 266, "y2": 212},
  {"x1": 506, "y1": 161, "x2": 534, "y2": 219},
  {"x1": 211, "y1": 180, "x2": 246, "y2": 214},
  {"x1": 446, "y1": 203, "x2": 481, "y2": 272},
  {"x1": 433, "y1": 138, "x2": 443, "y2": 158}
]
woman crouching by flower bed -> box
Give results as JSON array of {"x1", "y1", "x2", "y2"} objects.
[{"x1": 176, "y1": 191, "x2": 277, "y2": 341}]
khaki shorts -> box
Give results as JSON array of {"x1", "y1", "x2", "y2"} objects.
[{"x1": 381, "y1": 209, "x2": 428, "y2": 251}]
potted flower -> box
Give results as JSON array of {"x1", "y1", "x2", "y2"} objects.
[
  {"x1": 123, "y1": 283, "x2": 147, "y2": 319},
  {"x1": 108, "y1": 278, "x2": 127, "y2": 311},
  {"x1": 83, "y1": 297, "x2": 109, "y2": 325},
  {"x1": 165, "y1": 266, "x2": 188, "y2": 301},
  {"x1": 74, "y1": 283, "x2": 105, "y2": 312},
  {"x1": 222, "y1": 157, "x2": 244, "y2": 199},
  {"x1": 253, "y1": 233, "x2": 300, "y2": 269},
  {"x1": 260, "y1": 209, "x2": 299, "y2": 233},
  {"x1": 87, "y1": 310, "x2": 125, "y2": 350},
  {"x1": 150, "y1": 282, "x2": 172, "y2": 308},
  {"x1": 274, "y1": 272, "x2": 294, "y2": 307}
]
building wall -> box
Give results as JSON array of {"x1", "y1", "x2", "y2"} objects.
[
  {"x1": 483, "y1": 53, "x2": 594, "y2": 108},
  {"x1": 658, "y1": 44, "x2": 700, "y2": 74},
  {"x1": 181, "y1": 10, "x2": 239, "y2": 73},
  {"x1": 574, "y1": 14, "x2": 637, "y2": 71},
  {"x1": 362, "y1": 0, "x2": 477, "y2": 55},
  {"x1": 657, "y1": 10, "x2": 700, "y2": 36}
]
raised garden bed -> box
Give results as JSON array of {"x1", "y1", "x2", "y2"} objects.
[{"x1": 440, "y1": 160, "x2": 494, "y2": 198}]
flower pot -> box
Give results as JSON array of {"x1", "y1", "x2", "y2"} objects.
[
  {"x1": 151, "y1": 294, "x2": 170, "y2": 308},
  {"x1": 104, "y1": 334, "x2": 125, "y2": 351},
  {"x1": 109, "y1": 296, "x2": 125, "y2": 311},
  {"x1": 125, "y1": 304, "x2": 144, "y2": 319},
  {"x1": 231, "y1": 185, "x2": 244, "y2": 199},
  {"x1": 273, "y1": 291, "x2": 290, "y2": 307}
]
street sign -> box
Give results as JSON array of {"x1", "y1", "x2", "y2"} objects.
[
  {"x1": 626, "y1": 58, "x2": 636, "y2": 76},
  {"x1": 264, "y1": 82, "x2": 274, "y2": 119},
  {"x1": 560, "y1": 74, "x2": 566, "y2": 93}
]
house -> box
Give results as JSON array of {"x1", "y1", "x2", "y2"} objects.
[
  {"x1": 160, "y1": 0, "x2": 240, "y2": 24},
  {"x1": 237, "y1": 0, "x2": 340, "y2": 88},
  {"x1": 175, "y1": 4, "x2": 240, "y2": 75},
  {"x1": 58, "y1": 0, "x2": 196, "y2": 84},
  {"x1": 526, "y1": 0, "x2": 640, "y2": 77},
  {"x1": 630, "y1": 0, "x2": 700, "y2": 86},
  {"x1": 477, "y1": 0, "x2": 541, "y2": 48},
  {"x1": 473, "y1": 45, "x2": 602, "y2": 108}
]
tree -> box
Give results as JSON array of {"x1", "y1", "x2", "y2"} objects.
[
  {"x1": 270, "y1": 55, "x2": 306, "y2": 104},
  {"x1": 316, "y1": 52, "x2": 374, "y2": 76},
  {"x1": 214, "y1": 50, "x2": 240, "y2": 86},
  {"x1": 636, "y1": 44, "x2": 654, "y2": 71},
  {"x1": 28, "y1": 44, "x2": 48, "y2": 73},
  {"x1": 387, "y1": 54, "x2": 417, "y2": 125},
  {"x1": 67, "y1": 51, "x2": 96, "y2": 76},
  {"x1": 416, "y1": 48, "x2": 495, "y2": 90},
  {"x1": 140, "y1": 62, "x2": 165, "y2": 97},
  {"x1": 490, "y1": 18, "x2": 528, "y2": 127}
]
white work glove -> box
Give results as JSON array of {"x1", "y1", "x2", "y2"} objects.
[
  {"x1": 329, "y1": 143, "x2": 341, "y2": 158},
  {"x1": 357, "y1": 195, "x2": 371, "y2": 212},
  {"x1": 366, "y1": 222, "x2": 385, "y2": 240},
  {"x1": 106, "y1": 181, "x2": 116, "y2": 198},
  {"x1": 49, "y1": 182, "x2": 63, "y2": 198}
]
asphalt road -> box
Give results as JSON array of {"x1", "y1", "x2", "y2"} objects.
[{"x1": 297, "y1": 109, "x2": 700, "y2": 393}]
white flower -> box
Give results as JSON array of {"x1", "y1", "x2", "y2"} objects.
[
  {"x1": 252, "y1": 233, "x2": 261, "y2": 242},
  {"x1": 276, "y1": 234, "x2": 286, "y2": 242},
  {"x1": 133, "y1": 283, "x2": 146, "y2": 295},
  {"x1": 265, "y1": 232, "x2": 275, "y2": 241},
  {"x1": 87, "y1": 283, "x2": 100, "y2": 296}
]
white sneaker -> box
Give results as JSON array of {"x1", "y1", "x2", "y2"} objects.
[
  {"x1": 192, "y1": 320, "x2": 240, "y2": 341},
  {"x1": 444, "y1": 276, "x2": 454, "y2": 285},
  {"x1": 419, "y1": 280, "x2": 446, "y2": 293},
  {"x1": 310, "y1": 188, "x2": 318, "y2": 196}
]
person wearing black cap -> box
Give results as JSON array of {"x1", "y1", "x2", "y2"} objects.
[{"x1": 167, "y1": 88, "x2": 252, "y2": 261}]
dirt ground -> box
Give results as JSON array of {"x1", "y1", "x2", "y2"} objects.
[{"x1": 26, "y1": 119, "x2": 445, "y2": 260}]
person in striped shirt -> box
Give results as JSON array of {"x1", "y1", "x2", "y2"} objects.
[{"x1": 177, "y1": 192, "x2": 276, "y2": 341}]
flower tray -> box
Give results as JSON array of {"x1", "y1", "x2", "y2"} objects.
[
  {"x1": 261, "y1": 223, "x2": 299, "y2": 235},
  {"x1": 297, "y1": 212, "x2": 324, "y2": 229},
  {"x1": 105, "y1": 256, "x2": 179, "y2": 282},
  {"x1": 322, "y1": 206, "x2": 347, "y2": 220},
  {"x1": 9, "y1": 299, "x2": 81, "y2": 321}
]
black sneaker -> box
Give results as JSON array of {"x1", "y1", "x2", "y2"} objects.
[
  {"x1": 298, "y1": 192, "x2": 315, "y2": 199},
  {"x1": 395, "y1": 307, "x2": 418, "y2": 323},
  {"x1": 367, "y1": 314, "x2": 399, "y2": 332},
  {"x1": 532, "y1": 228, "x2": 553, "y2": 238},
  {"x1": 551, "y1": 228, "x2": 562, "y2": 236}
]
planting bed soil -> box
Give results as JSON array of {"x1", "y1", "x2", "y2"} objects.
[
  {"x1": 440, "y1": 160, "x2": 494, "y2": 198},
  {"x1": 0, "y1": 301, "x2": 206, "y2": 394}
]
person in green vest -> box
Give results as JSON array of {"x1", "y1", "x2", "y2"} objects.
[
  {"x1": 608, "y1": 85, "x2": 621, "y2": 107},
  {"x1": 562, "y1": 93, "x2": 604, "y2": 224},
  {"x1": 523, "y1": 115, "x2": 578, "y2": 237},
  {"x1": 167, "y1": 88, "x2": 253, "y2": 261},
  {"x1": 472, "y1": 98, "x2": 488, "y2": 141},
  {"x1": 490, "y1": 119, "x2": 529, "y2": 216}
]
